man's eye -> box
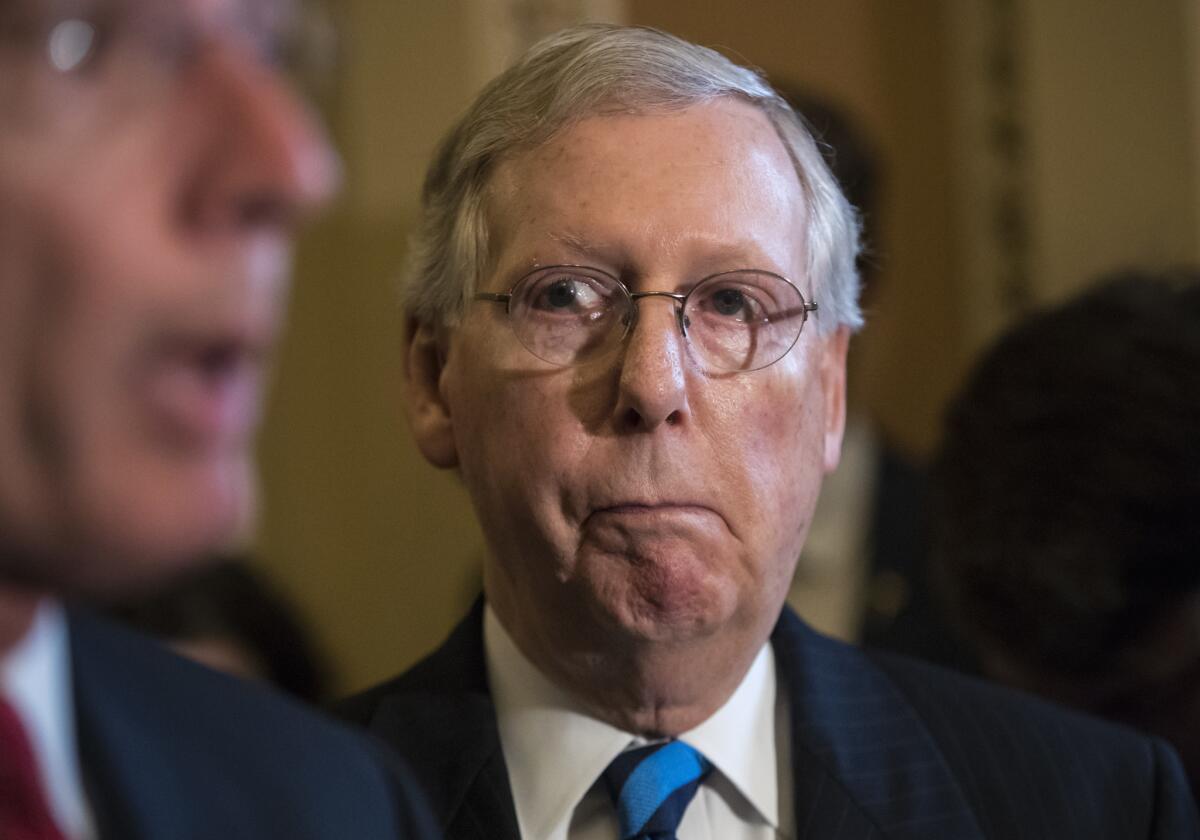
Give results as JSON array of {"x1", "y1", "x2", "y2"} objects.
[
  {"x1": 704, "y1": 286, "x2": 769, "y2": 320},
  {"x1": 545, "y1": 280, "x2": 578, "y2": 309},
  {"x1": 711, "y1": 288, "x2": 746, "y2": 316},
  {"x1": 530, "y1": 277, "x2": 602, "y2": 312}
]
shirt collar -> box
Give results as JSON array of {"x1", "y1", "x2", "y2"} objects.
[
  {"x1": 484, "y1": 605, "x2": 780, "y2": 839},
  {"x1": 682, "y1": 638, "x2": 781, "y2": 829},
  {"x1": 0, "y1": 600, "x2": 95, "y2": 839}
]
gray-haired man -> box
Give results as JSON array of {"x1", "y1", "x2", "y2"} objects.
[{"x1": 343, "y1": 24, "x2": 1197, "y2": 840}]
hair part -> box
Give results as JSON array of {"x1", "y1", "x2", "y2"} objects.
[{"x1": 401, "y1": 23, "x2": 863, "y2": 337}]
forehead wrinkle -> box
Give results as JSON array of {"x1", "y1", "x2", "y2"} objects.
[
  {"x1": 545, "y1": 230, "x2": 620, "y2": 264},
  {"x1": 493, "y1": 204, "x2": 801, "y2": 288},
  {"x1": 488, "y1": 102, "x2": 807, "y2": 284}
]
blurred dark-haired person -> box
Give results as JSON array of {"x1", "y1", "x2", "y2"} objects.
[
  {"x1": 931, "y1": 268, "x2": 1200, "y2": 799},
  {"x1": 109, "y1": 559, "x2": 333, "y2": 703},
  {"x1": 340, "y1": 24, "x2": 1197, "y2": 840},
  {"x1": 0, "y1": 2, "x2": 435, "y2": 838}
]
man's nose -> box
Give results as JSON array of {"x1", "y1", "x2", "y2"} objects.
[
  {"x1": 185, "y1": 40, "x2": 341, "y2": 232},
  {"x1": 612, "y1": 297, "x2": 691, "y2": 431}
]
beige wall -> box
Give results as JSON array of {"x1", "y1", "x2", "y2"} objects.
[
  {"x1": 1193, "y1": 0, "x2": 1200, "y2": 250},
  {"x1": 1024, "y1": 0, "x2": 1199, "y2": 300},
  {"x1": 949, "y1": 0, "x2": 1200, "y2": 352},
  {"x1": 256, "y1": 3, "x2": 488, "y2": 694}
]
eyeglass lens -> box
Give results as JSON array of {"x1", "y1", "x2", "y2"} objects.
[{"x1": 0, "y1": 0, "x2": 336, "y2": 102}]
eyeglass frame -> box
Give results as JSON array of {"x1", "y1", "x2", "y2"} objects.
[
  {"x1": 0, "y1": 0, "x2": 337, "y2": 103},
  {"x1": 474, "y1": 264, "x2": 819, "y2": 373}
]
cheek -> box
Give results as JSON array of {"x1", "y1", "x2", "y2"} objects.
[
  {"x1": 447, "y1": 355, "x2": 583, "y2": 553},
  {"x1": 19, "y1": 234, "x2": 247, "y2": 568},
  {"x1": 714, "y1": 370, "x2": 827, "y2": 586}
]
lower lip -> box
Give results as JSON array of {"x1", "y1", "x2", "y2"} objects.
[{"x1": 140, "y1": 357, "x2": 262, "y2": 450}]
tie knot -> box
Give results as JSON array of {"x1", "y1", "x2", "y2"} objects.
[{"x1": 603, "y1": 740, "x2": 712, "y2": 840}]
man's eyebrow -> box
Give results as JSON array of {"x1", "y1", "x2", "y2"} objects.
[{"x1": 543, "y1": 231, "x2": 790, "y2": 280}]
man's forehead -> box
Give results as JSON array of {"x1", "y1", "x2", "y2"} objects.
[
  {"x1": 483, "y1": 101, "x2": 805, "y2": 273},
  {"x1": 491, "y1": 101, "x2": 798, "y2": 204},
  {"x1": 536, "y1": 100, "x2": 780, "y2": 161}
]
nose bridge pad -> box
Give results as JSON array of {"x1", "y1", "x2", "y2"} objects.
[
  {"x1": 614, "y1": 294, "x2": 691, "y2": 429},
  {"x1": 620, "y1": 303, "x2": 638, "y2": 332},
  {"x1": 615, "y1": 294, "x2": 695, "y2": 380},
  {"x1": 614, "y1": 300, "x2": 637, "y2": 362},
  {"x1": 624, "y1": 292, "x2": 689, "y2": 342}
]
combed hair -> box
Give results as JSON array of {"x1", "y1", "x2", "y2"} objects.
[{"x1": 402, "y1": 23, "x2": 863, "y2": 336}]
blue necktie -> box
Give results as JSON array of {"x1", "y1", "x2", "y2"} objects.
[{"x1": 603, "y1": 740, "x2": 713, "y2": 840}]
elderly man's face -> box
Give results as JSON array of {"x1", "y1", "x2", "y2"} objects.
[
  {"x1": 412, "y1": 99, "x2": 847, "y2": 674},
  {"x1": 0, "y1": 0, "x2": 336, "y2": 592}
]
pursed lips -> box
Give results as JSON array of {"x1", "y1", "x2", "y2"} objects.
[{"x1": 584, "y1": 501, "x2": 723, "y2": 527}]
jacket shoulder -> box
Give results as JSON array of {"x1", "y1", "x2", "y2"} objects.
[
  {"x1": 868, "y1": 648, "x2": 1198, "y2": 838},
  {"x1": 72, "y1": 611, "x2": 439, "y2": 839},
  {"x1": 338, "y1": 600, "x2": 489, "y2": 728}
]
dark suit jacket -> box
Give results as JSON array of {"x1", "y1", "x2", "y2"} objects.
[
  {"x1": 340, "y1": 600, "x2": 1199, "y2": 839},
  {"x1": 68, "y1": 610, "x2": 439, "y2": 840}
]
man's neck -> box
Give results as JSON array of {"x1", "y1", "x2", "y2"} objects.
[
  {"x1": 0, "y1": 582, "x2": 46, "y2": 658},
  {"x1": 496, "y1": 608, "x2": 766, "y2": 737}
]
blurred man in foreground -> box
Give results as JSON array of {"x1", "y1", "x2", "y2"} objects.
[
  {"x1": 342, "y1": 24, "x2": 1197, "y2": 840},
  {"x1": 0, "y1": 1, "x2": 435, "y2": 837}
]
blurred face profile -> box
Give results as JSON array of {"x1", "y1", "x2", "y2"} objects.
[
  {"x1": 413, "y1": 99, "x2": 848, "y2": 684},
  {"x1": 0, "y1": 0, "x2": 337, "y2": 592}
]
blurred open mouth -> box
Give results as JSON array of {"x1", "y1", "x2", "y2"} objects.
[{"x1": 139, "y1": 335, "x2": 269, "y2": 453}]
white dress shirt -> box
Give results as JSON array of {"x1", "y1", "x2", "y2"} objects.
[
  {"x1": 1, "y1": 601, "x2": 97, "y2": 840},
  {"x1": 484, "y1": 606, "x2": 794, "y2": 840}
]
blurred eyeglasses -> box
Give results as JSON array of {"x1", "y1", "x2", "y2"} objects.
[
  {"x1": 475, "y1": 265, "x2": 818, "y2": 373},
  {"x1": 0, "y1": 0, "x2": 337, "y2": 103}
]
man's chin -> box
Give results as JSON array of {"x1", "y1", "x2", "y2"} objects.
[
  {"x1": 54, "y1": 475, "x2": 255, "y2": 599},
  {"x1": 0, "y1": 537, "x2": 214, "y2": 602},
  {"x1": 591, "y1": 583, "x2": 736, "y2": 648},
  {"x1": 577, "y1": 552, "x2": 738, "y2": 644}
]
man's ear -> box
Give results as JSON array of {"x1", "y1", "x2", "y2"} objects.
[
  {"x1": 820, "y1": 325, "x2": 851, "y2": 474},
  {"x1": 404, "y1": 318, "x2": 459, "y2": 469}
]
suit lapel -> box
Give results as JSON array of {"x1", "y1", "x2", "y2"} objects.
[
  {"x1": 445, "y1": 750, "x2": 523, "y2": 840},
  {"x1": 369, "y1": 691, "x2": 519, "y2": 840},
  {"x1": 364, "y1": 601, "x2": 521, "y2": 840},
  {"x1": 773, "y1": 608, "x2": 985, "y2": 839},
  {"x1": 70, "y1": 612, "x2": 201, "y2": 840}
]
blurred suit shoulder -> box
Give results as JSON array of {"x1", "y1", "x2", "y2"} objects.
[{"x1": 69, "y1": 610, "x2": 440, "y2": 840}]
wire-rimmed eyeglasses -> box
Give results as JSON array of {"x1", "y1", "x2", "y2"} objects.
[
  {"x1": 0, "y1": 0, "x2": 338, "y2": 103},
  {"x1": 474, "y1": 265, "x2": 818, "y2": 373}
]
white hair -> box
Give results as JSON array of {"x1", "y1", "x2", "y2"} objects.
[{"x1": 402, "y1": 23, "x2": 863, "y2": 336}]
